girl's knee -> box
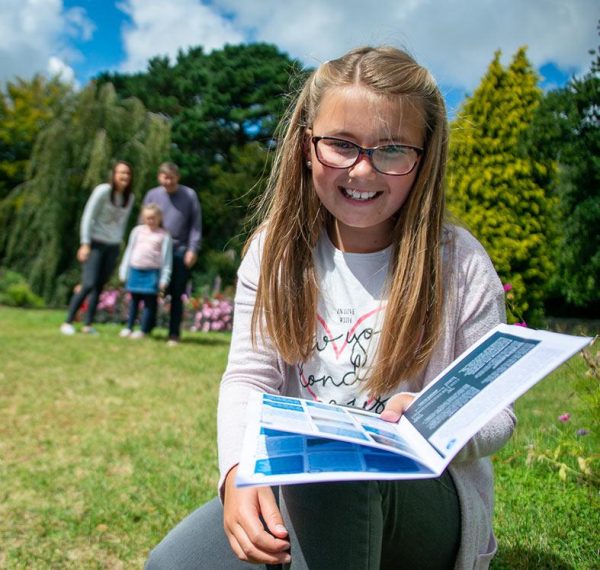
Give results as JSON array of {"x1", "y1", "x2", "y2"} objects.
[{"x1": 144, "y1": 545, "x2": 166, "y2": 570}]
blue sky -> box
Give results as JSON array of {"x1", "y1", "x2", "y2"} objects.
[
  {"x1": 62, "y1": 0, "x2": 129, "y2": 81},
  {"x1": 1, "y1": 0, "x2": 596, "y2": 113}
]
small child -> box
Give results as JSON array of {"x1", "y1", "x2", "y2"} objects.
[{"x1": 118, "y1": 203, "x2": 172, "y2": 339}]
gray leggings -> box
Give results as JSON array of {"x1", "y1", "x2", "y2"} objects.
[{"x1": 146, "y1": 473, "x2": 461, "y2": 570}]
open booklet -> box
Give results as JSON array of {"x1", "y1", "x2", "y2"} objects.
[{"x1": 236, "y1": 324, "x2": 592, "y2": 487}]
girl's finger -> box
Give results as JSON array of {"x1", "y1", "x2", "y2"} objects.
[
  {"x1": 228, "y1": 522, "x2": 291, "y2": 565},
  {"x1": 257, "y1": 487, "x2": 289, "y2": 539},
  {"x1": 380, "y1": 392, "x2": 416, "y2": 423}
]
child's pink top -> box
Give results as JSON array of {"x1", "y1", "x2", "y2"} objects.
[{"x1": 130, "y1": 225, "x2": 169, "y2": 269}]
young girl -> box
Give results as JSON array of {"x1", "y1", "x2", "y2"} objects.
[
  {"x1": 118, "y1": 203, "x2": 172, "y2": 339},
  {"x1": 60, "y1": 161, "x2": 135, "y2": 335},
  {"x1": 146, "y1": 46, "x2": 515, "y2": 570}
]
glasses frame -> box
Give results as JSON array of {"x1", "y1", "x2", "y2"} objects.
[{"x1": 311, "y1": 136, "x2": 423, "y2": 176}]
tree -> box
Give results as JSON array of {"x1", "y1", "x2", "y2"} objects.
[
  {"x1": 447, "y1": 48, "x2": 556, "y2": 324},
  {"x1": 0, "y1": 75, "x2": 72, "y2": 199},
  {"x1": 97, "y1": 43, "x2": 306, "y2": 259},
  {"x1": 527, "y1": 30, "x2": 600, "y2": 310},
  {"x1": 0, "y1": 83, "x2": 170, "y2": 304},
  {"x1": 203, "y1": 141, "x2": 272, "y2": 253}
]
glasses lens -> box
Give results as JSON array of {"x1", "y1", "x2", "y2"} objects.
[
  {"x1": 315, "y1": 137, "x2": 420, "y2": 175},
  {"x1": 373, "y1": 145, "x2": 418, "y2": 175},
  {"x1": 316, "y1": 138, "x2": 359, "y2": 168}
]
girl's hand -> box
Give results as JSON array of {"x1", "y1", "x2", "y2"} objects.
[
  {"x1": 380, "y1": 392, "x2": 416, "y2": 423},
  {"x1": 77, "y1": 244, "x2": 91, "y2": 263},
  {"x1": 223, "y1": 465, "x2": 291, "y2": 565}
]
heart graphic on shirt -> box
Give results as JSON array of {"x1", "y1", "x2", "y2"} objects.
[
  {"x1": 316, "y1": 306, "x2": 385, "y2": 359},
  {"x1": 299, "y1": 305, "x2": 385, "y2": 400}
]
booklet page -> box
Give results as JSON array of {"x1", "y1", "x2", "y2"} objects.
[
  {"x1": 236, "y1": 394, "x2": 438, "y2": 487},
  {"x1": 405, "y1": 325, "x2": 591, "y2": 457}
]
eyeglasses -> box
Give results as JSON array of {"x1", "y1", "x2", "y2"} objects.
[{"x1": 311, "y1": 136, "x2": 422, "y2": 176}]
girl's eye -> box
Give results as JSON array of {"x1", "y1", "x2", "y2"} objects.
[
  {"x1": 379, "y1": 145, "x2": 409, "y2": 157},
  {"x1": 329, "y1": 139, "x2": 355, "y2": 150}
]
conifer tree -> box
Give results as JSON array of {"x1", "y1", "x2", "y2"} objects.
[
  {"x1": 0, "y1": 83, "x2": 170, "y2": 304},
  {"x1": 447, "y1": 48, "x2": 556, "y2": 323}
]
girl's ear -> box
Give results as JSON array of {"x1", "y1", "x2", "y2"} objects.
[{"x1": 303, "y1": 129, "x2": 313, "y2": 161}]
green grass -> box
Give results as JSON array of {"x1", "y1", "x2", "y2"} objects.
[
  {"x1": 1, "y1": 307, "x2": 228, "y2": 568},
  {"x1": 0, "y1": 307, "x2": 598, "y2": 568}
]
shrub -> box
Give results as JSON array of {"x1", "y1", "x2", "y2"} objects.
[{"x1": 0, "y1": 268, "x2": 44, "y2": 308}]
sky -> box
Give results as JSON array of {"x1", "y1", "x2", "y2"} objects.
[{"x1": 0, "y1": 0, "x2": 598, "y2": 113}]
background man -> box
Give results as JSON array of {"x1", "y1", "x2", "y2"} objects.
[{"x1": 143, "y1": 162, "x2": 201, "y2": 345}]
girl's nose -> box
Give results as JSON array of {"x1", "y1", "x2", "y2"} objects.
[{"x1": 347, "y1": 153, "x2": 378, "y2": 179}]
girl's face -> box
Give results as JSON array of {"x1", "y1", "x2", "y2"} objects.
[
  {"x1": 308, "y1": 85, "x2": 424, "y2": 253},
  {"x1": 143, "y1": 210, "x2": 160, "y2": 230},
  {"x1": 113, "y1": 163, "x2": 132, "y2": 192}
]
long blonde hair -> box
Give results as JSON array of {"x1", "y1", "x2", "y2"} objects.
[{"x1": 251, "y1": 46, "x2": 448, "y2": 396}]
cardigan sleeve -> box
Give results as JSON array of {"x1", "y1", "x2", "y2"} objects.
[
  {"x1": 216, "y1": 234, "x2": 287, "y2": 496},
  {"x1": 159, "y1": 232, "x2": 173, "y2": 287},
  {"x1": 118, "y1": 225, "x2": 138, "y2": 282},
  {"x1": 80, "y1": 184, "x2": 108, "y2": 245}
]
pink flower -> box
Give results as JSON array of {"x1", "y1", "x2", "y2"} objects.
[
  {"x1": 513, "y1": 321, "x2": 528, "y2": 327},
  {"x1": 558, "y1": 413, "x2": 571, "y2": 423},
  {"x1": 98, "y1": 289, "x2": 119, "y2": 311},
  {"x1": 503, "y1": 283, "x2": 513, "y2": 292}
]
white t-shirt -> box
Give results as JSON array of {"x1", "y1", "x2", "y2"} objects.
[{"x1": 293, "y1": 233, "x2": 391, "y2": 411}]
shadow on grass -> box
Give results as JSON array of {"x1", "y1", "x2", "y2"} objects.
[
  {"x1": 179, "y1": 335, "x2": 231, "y2": 347},
  {"x1": 144, "y1": 334, "x2": 231, "y2": 347},
  {"x1": 493, "y1": 547, "x2": 575, "y2": 569}
]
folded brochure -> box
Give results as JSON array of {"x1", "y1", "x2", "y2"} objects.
[{"x1": 236, "y1": 324, "x2": 592, "y2": 487}]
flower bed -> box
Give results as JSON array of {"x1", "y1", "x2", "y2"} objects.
[{"x1": 77, "y1": 288, "x2": 234, "y2": 332}]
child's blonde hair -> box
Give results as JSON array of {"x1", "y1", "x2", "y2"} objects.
[
  {"x1": 251, "y1": 46, "x2": 449, "y2": 396},
  {"x1": 142, "y1": 203, "x2": 163, "y2": 227}
]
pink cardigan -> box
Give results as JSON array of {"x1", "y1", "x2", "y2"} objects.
[{"x1": 218, "y1": 225, "x2": 516, "y2": 570}]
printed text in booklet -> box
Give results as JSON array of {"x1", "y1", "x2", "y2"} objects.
[{"x1": 236, "y1": 324, "x2": 591, "y2": 487}]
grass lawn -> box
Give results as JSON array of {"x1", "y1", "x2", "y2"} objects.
[{"x1": 0, "y1": 306, "x2": 598, "y2": 568}]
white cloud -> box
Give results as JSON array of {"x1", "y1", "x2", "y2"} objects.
[
  {"x1": 212, "y1": 0, "x2": 598, "y2": 89},
  {"x1": 118, "y1": 0, "x2": 244, "y2": 72},
  {"x1": 0, "y1": 0, "x2": 94, "y2": 84},
  {"x1": 47, "y1": 55, "x2": 76, "y2": 84},
  {"x1": 0, "y1": 0, "x2": 595, "y2": 94},
  {"x1": 65, "y1": 6, "x2": 96, "y2": 42}
]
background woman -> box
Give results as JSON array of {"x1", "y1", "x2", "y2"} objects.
[{"x1": 60, "y1": 160, "x2": 135, "y2": 335}]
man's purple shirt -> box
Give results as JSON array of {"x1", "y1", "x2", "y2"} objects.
[{"x1": 143, "y1": 185, "x2": 202, "y2": 253}]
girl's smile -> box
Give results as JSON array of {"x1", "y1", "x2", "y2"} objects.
[
  {"x1": 308, "y1": 85, "x2": 424, "y2": 253},
  {"x1": 342, "y1": 188, "x2": 378, "y2": 201}
]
